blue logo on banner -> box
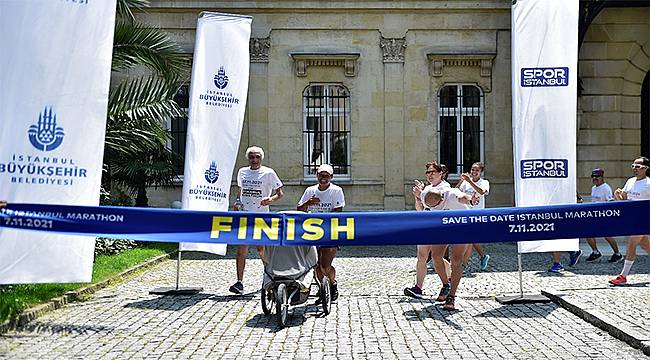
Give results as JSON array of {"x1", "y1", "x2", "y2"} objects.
[
  {"x1": 521, "y1": 67, "x2": 569, "y2": 87},
  {"x1": 214, "y1": 67, "x2": 229, "y2": 89},
  {"x1": 521, "y1": 159, "x2": 568, "y2": 178},
  {"x1": 28, "y1": 107, "x2": 65, "y2": 152},
  {"x1": 204, "y1": 161, "x2": 220, "y2": 184}
]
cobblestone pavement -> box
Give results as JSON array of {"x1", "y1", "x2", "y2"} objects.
[{"x1": 1, "y1": 243, "x2": 648, "y2": 359}]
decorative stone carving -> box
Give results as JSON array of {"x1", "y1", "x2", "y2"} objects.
[
  {"x1": 427, "y1": 53, "x2": 496, "y2": 77},
  {"x1": 380, "y1": 37, "x2": 407, "y2": 63},
  {"x1": 290, "y1": 53, "x2": 360, "y2": 77},
  {"x1": 250, "y1": 37, "x2": 270, "y2": 63}
]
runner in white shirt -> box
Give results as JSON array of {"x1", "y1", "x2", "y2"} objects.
[
  {"x1": 609, "y1": 157, "x2": 650, "y2": 286},
  {"x1": 297, "y1": 164, "x2": 345, "y2": 301},
  {"x1": 457, "y1": 162, "x2": 491, "y2": 271},
  {"x1": 404, "y1": 161, "x2": 478, "y2": 311},
  {"x1": 229, "y1": 146, "x2": 284, "y2": 295},
  {"x1": 419, "y1": 185, "x2": 478, "y2": 311},
  {"x1": 584, "y1": 168, "x2": 622, "y2": 263}
]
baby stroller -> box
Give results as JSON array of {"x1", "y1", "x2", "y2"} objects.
[{"x1": 261, "y1": 245, "x2": 331, "y2": 328}]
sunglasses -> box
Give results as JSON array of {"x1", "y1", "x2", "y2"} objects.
[
  {"x1": 425, "y1": 170, "x2": 439, "y2": 175},
  {"x1": 631, "y1": 164, "x2": 648, "y2": 169},
  {"x1": 248, "y1": 155, "x2": 261, "y2": 159}
]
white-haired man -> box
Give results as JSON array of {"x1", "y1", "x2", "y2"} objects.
[
  {"x1": 297, "y1": 164, "x2": 345, "y2": 301},
  {"x1": 229, "y1": 146, "x2": 284, "y2": 295}
]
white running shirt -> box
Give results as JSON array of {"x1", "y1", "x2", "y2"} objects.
[
  {"x1": 622, "y1": 177, "x2": 650, "y2": 200},
  {"x1": 590, "y1": 183, "x2": 614, "y2": 202},
  {"x1": 298, "y1": 183, "x2": 345, "y2": 212},
  {"x1": 237, "y1": 166, "x2": 283, "y2": 212},
  {"x1": 458, "y1": 178, "x2": 490, "y2": 209}
]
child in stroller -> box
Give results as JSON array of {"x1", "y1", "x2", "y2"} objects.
[{"x1": 261, "y1": 244, "x2": 332, "y2": 327}]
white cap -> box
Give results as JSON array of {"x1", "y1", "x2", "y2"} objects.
[{"x1": 316, "y1": 164, "x2": 334, "y2": 175}]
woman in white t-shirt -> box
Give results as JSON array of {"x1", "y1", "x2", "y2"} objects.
[
  {"x1": 457, "y1": 162, "x2": 491, "y2": 271},
  {"x1": 609, "y1": 156, "x2": 650, "y2": 286}
]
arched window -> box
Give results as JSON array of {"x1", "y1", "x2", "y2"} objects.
[
  {"x1": 438, "y1": 84, "x2": 485, "y2": 176},
  {"x1": 642, "y1": 71, "x2": 649, "y2": 158},
  {"x1": 303, "y1": 84, "x2": 351, "y2": 178}
]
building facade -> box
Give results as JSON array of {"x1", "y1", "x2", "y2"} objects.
[{"x1": 141, "y1": 1, "x2": 650, "y2": 210}]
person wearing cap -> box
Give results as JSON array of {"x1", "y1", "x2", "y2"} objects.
[
  {"x1": 585, "y1": 168, "x2": 622, "y2": 263},
  {"x1": 609, "y1": 156, "x2": 650, "y2": 286},
  {"x1": 297, "y1": 164, "x2": 345, "y2": 301},
  {"x1": 229, "y1": 146, "x2": 284, "y2": 295}
]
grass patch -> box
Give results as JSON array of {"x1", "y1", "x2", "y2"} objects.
[{"x1": 0, "y1": 243, "x2": 176, "y2": 323}]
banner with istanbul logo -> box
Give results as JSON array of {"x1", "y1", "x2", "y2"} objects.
[
  {"x1": 0, "y1": 0, "x2": 116, "y2": 283},
  {"x1": 512, "y1": 0, "x2": 579, "y2": 253},
  {"x1": 180, "y1": 13, "x2": 252, "y2": 255}
]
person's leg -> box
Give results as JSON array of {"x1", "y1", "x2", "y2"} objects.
[
  {"x1": 229, "y1": 245, "x2": 249, "y2": 294},
  {"x1": 586, "y1": 238, "x2": 598, "y2": 252},
  {"x1": 448, "y1": 244, "x2": 471, "y2": 297},
  {"x1": 462, "y1": 245, "x2": 473, "y2": 266},
  {"x1": 256, "y1": 245, "x2": 266, "y2": 265},
  {"x1": 236, "y1": 245, "x2": 249, "y2": 281},
  {"x1": 640, "y1": 235, "x2": 650, "y2": 254},
  {"x1": 549, "y1": 251, "x2": 564, "y2": 272},
  {"x1": 318, "y1": 247, "x2": 337, "y2": 283},
  {"x1": 605, "y1": 237, "x2": 620, "y2": 254},
  {"x1": 611, "y1": 235, "x2": 643, "y2": 285},
  {"x1": 473, "y1": 244, "x2": 485, "y2": 258},
  {"x1": 430, "y1": 244, "x2": 450, "y2": 285},
  {"x1": 445, "y1": 244, "x2": 471, "y2": 310},
  {"x1": 415, "y1": 245, "x2": 431, "y2": 288}
]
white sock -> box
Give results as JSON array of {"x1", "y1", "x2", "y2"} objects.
[{"x1": 620, "y1": 260, "x2": 634, "y2": 277}]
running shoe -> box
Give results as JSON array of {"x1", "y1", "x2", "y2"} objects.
[
  {"x1": 330, "y1": 282, "x2": 339, "y2": 302},
  {"x1": 548, "y1": 262, "x2": 564, "y2": 273},
  {"x1": 608, "y1": 253, "x2": 623, "y2": 263},
  {"x1": 568, "y1": 250, "x2": 582, "y2": 267},
  {"x1": 586, "y1": 252, "x2": 602, "y2": 262},
  {"x1": 609, "y1": 275, "x2": 627, "y2": 286},
  {"x1": 442, "y1": 295, "x2": 456, "y2": 311},
  {"x1": 404, "y1": 285, "x2": 423, "y2": 298},
  {"x1": 479, "y1": 254, "x2": 491, "y2": 271},
  {"x1": 229, "y1": 281, "x2": 244, "y2": 294},
  {"x1": 436, "y1": 284, "x2": 451, "y2": 301}
]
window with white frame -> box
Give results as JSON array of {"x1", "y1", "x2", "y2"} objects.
[
  {"x1": 438, "y1": 84, "x2": 484, "y2": 176},
  {"x1": 303, "y1": 84, "x2": 351, "y2": 178}
]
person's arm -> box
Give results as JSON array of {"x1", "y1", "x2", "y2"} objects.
[
  {"x1": 0, "y1": 200, "x2": 6, "y2": 208},
  {"x1": 261, "y1": 186, "x2": 284, "y2": 206},
  {"x1": 413, "y1": 180, "x2": 425, "y2": 211},
  {"x1": 332, "y1": 207, "x2": 343, "y2": 212},
  {"x1": 460, "y1": 173, "x2": 487, "y2": 195},
  {"x1": 455, "y1": 190, "x2": 479, "y2": 206},
  {"x1": 233, "y1": 188, "x2": 243, "y2": 210}
]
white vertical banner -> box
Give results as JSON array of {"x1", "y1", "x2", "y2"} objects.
[
  {"x1": 512, "y1": 0, "x2": 579, "y2": 253},
  {"x1": 0, "y1": 0, "x2": 116, "y2": 283},
  {"x1": 180, "y1": 13, "x2": 252, "y2": 255}
]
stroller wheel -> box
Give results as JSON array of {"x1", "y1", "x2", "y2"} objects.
[
  {"x1": 261, "y1": 287, "x2": 274, "y2": 315},
  {"x1": 321, "y1": 277, "x2": 331, "y2": 315},
  {"x1": 275, "y1": 283, "x2": 288, "y2": 328}
]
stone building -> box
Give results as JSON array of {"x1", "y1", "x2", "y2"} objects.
[{"x1": 140, "y1": 1, "x2": 650, "y2": 210}]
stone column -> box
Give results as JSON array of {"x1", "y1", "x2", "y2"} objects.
[
  {"x1": 380, "y1": 37, "x2": 407, "y2": 210},
  {"x1": 248, "y1": 37, "x2": 270, "y2": 149}
]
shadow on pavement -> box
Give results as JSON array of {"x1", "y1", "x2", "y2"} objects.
[
  {"x1": 402, "y1": 301, "x2": 464, "y2": 331},
  {"x1": 245, "y1": 303, "x2": 327, "y2": 331},
  {"x1": 474, "y1": 303, "x2": 557, "y2": 319},
  {"x1": 124, "y1": 293, "x2": 236, "y2": 310},
  {"x1": 2, "y1": 322, "x2": 113, "y2": 337}
]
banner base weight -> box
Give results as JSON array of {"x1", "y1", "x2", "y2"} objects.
[
  {"x1": 496, "y1": 293, "x2": 550, "y2": 304},
  {"x1": 149, "y1": 287, "x2": 203, "y2": 296}
]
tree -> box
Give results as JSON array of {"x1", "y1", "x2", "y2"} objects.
[{"x1": 103, "y1": 0, "x2": 191, "y2": 206}]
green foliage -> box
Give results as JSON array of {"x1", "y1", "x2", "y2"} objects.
[{"x1": 103, "y1": 0, "x2": 191, "y2": 206}]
